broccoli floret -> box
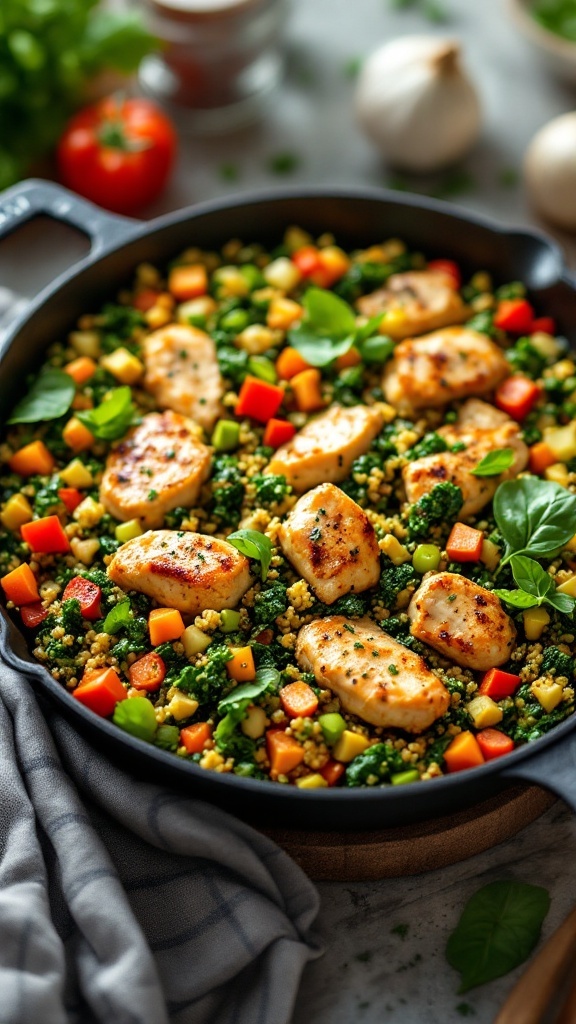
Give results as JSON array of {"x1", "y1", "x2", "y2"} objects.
[
  {"x1": 254, "y1": 582, "x2": 288, "y2": 626},
  {"x1": 405, "y1": 432, "x2": 448, "y2": 462},
  {"x1": 211, "y1": 455, "x2": 244, "y2": 525},
  {"x1": 541, "y1": 646, "x2": 574, "y2": 680},
  {"x1": 345, "y1": 742, "x2": 405, "y2": 787},
  {"x1": 407, "y1": 482, "x2": 463, "y2": 540},
  {"x1": 98, "y1": 536, "x2": 121, "y2": 557},
  {"x1": 379, "y1": 563, "x2": 418, "y2": 610},
  {"x1": 217, "y1": 345, "x2": 249, "y2": 386},
  {"x1": 506, "y1": 337, "x2": 547, "y2": 379},
  {"x1": 253, "y1": 473, "x2": 290, "y2": 506},
  {"x1": 61, "y1": 598, "x2": 84, "y2": 635},
  {"x1": 175, "y1": 644, "x2": 232, "y2": 704}
]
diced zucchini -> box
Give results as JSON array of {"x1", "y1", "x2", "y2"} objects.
[
  {"x1": 391, "y1": 769, "x2": 420, "y2": 786},
  {"x1": 318, "y1": 712, "x2": 346, "y2": 746},
  {"x1": 220, "y1": 609, "x2": 241, "y2": 633},
  {"x1": 211, "y1": 419, "x2": 240, "y2": 452},
  {"x1": 181, "y1": 624, "x2": 212, "y2": 658}
]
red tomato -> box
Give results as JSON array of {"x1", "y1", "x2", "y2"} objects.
[
  {"x1": 57, "y1": 97, "x2": 177, "y2": 214},
  {"x1": 62, "y1": 576, "x2": 102, "y2": 620}
]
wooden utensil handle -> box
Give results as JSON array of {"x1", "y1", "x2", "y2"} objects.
[{"x1": 556, "y1": 975, "x2": 576, "y2": 1024}]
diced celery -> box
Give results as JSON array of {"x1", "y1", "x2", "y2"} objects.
[
  {"x1": 211, "y1": 419, "x2": 240, "y2": 452},
  {"x1": 390, "y1": 769, "x2": 420, "y2": 786},
  {"x1": 319, "y1": 712, "x2": 347, "y2": 746}
]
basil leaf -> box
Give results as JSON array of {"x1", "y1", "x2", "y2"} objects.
[
  {"x1": 218, "y1": 667, "x2": 280, "y2": 712},
  {"x1": 359, "y1": 335, "x2": 395, "y2": 365},
  {"x1": 77, "y1": 386, "x2": 137, "y2": 441},
  {"x1": 288, "y1": 325, "x2": 355, "y2": 367},
  {"x1": 470, "y1": 448, "x2": 515, "y2": 477},
  {"x1": 214, "y1": 705, "x2": 246, "y2": 745},
  {"x1": 493, "y1": 589, "x2": 540, "y2": 609},
  {"x1": 102, "y1": 599, "x2": 132, "y2": 634},
  {"x1": 303, "y1": 287, "x2": 357, "y2": 336},
  {"x1": 546, "y1": 591, "x2": 576, "y2": 615},
  {"x1": 446, "y1": 880, "x2": 550, "y2": 992},
  {"x1": 511, "y1": 555, "x2": 555, "y2": 600},
  {"x1": 355, "y1": 313, "x2": 384, "y2": 344},
  {"x1": 227, "y1": 529, "x2": 272, "y2": 581},
  {"x1": 494, "y1": 478, "x2": 576, "y2": 565},
  {"x1": 8, "y1": 369, "x2": 75, "y2": 424}
]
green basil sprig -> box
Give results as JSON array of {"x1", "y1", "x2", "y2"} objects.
[
  {"x1": 446, "y1": 880, "x2": 550, "y2": 992},
  {"x1": 102, "y1": 599, "x2": 132, "y2": 634},
  {"x1": 77, "y1": 386, "x2": 137, "y2": 441},
  {"x1": 288, "y1": 287, "x2": 391, "y2": 367},
  {"x1": 227, "y1": 529, "x2": 272, "y2": 581},
  {"x1": 470, "y1": 448, "x2": 515, "y2": 477},
  {"x1": 8, "y1": 369, "x2": 75, "y2": 424},
  {"x1": 494, "y1": 477, "x2": 576, "y2": 570},
  {"x1": 494, "y1": 555, "x2": 576, "y2": 615}
]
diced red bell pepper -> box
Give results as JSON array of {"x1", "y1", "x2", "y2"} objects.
[
  {"x1": 494, "y1": 298, "x2": 535, "y2": 334},
  {"x1": 133, "y1": 288, "x2": 161, "y2": 312},
  {"x1": 495, "y1": 376, "x2": 541, "y2": 421},
  {"x1": 531, "y1": 316, "x2": 556, "y2": 336},
  {"x1": 476, "y1": 728, "x2": 515, "y2": 761},
  {"x1": 427, "y1": 259, "x2": 461, "y2": 289},
  {"x1": 292, "y1": 245, "x2": 323, "y2": 278},
  {"x1": 129, "y1": 652, "x2": 166, "y2": 693},
  {"x1": 57, "y1": 488, "x2": 84, "y2": 514},
  {"x1": 21, "y1": 515, "x2": 70, "y2": 554},
  {"x1": 446, "y1": 523, "x2": 483, "y2": 563},
  {"x1": 62, "y1": 576, "x2": 102, "y2": 620},
  {"x1": 320, "y1": 760, "x2": 346, "y2": 787},
  {"x1": 235, "y1": 375, "x2": 284, "y2": 423},
  {"x1": 263, "y1": 417, "x2": 296, "y2": 448},
  {"x1": 479, "y1": 667, "x2": 521, "y2": 700},
  {"x1": 73, "y1": 667, "x2": 126, "y2": 717},
  {"x1": 20, "y1": 602, "x2": 48, "y2": 629}
]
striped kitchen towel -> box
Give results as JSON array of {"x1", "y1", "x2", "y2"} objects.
[{"x1": 0, "y1": 659, "x2": 323, "y2": 1024}]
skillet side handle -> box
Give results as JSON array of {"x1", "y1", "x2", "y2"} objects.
[
  {"x1": 502, "y1": 730, "x2": 576, "y2": 813},
  {"x1": 0, "y1": 178, "x2": 139, "y2": 255}
]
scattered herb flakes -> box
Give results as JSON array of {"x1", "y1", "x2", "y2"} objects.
[
  {"x1": 220, "y1": 162, "x2": 240, "y2": 182},
  {"x1": 391, "y1": 923, "x2": 409, "y2": 939},
  {"x1": 355, "y1": 950, "x2": 373, "y2": 963},
  {"x1": 446, "y1": 880, "x2": 550, "y2": 992},
  {"x1": 344, "y1": 56, "x2": 363, "y2": 78},
  {"x1": 456, "y1": 1004, "x2": 476, "y2": 1018},
  {"x1": 499, "y1": 167, "x2": 519, "y2": 188},
  {"x1": 267, "y1": 152, "x2": 300, "y2": 175}
]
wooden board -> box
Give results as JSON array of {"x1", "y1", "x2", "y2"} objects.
[{"x1": 262, "y1": 786, "x2": 556, "y2": 881}]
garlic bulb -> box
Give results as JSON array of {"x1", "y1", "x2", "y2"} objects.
[
  {"x1": 525, "y1": 113, "x2": 576, "y2": 231},
  {"x1": 355, "y1": 36, "x2": 481, "y2": 173}
]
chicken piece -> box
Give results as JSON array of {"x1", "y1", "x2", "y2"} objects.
[
  {"x1": 143, "y1": 323, "x2": 224, "y2": 432},
  {"x1": 107, "y1": 530, "x2": 251, "y2": 615},
  {"x1": 408, "y1": 572, "x2": 516, "y2": 671},
  {"x1": 279, "y1": 483, "x2": 380, "y2": 604},
  {"x1": 357, "y1": 269, "x2": 468, "y2": 340},
  {"x1": 383, "y1": 327, "x2": 509, "y2": 414},
  {"x1": 296, "y1": 616, "x2": 449, "y2": 733},
  {"x1": 266, "y1": 404, "x2": 384, "y2": 493},
  {"x1": 100, "y1": 411, "x2": 212, "y2": 530},
  {"x1": 403, "y1": 399, "x2": 529, "y2": 519}
]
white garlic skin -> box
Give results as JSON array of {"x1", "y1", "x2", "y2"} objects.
[
  {"x1": 355, "y1": 36, "x2": 481, "y2": 173},
  {"x1": 525, "y1": 113, "x2": 576, "y2": 231}
]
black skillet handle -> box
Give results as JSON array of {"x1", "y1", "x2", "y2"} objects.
[
  {"x1": 502, "y1": 729, "x2": 576, "y2": 813},
  {"x1": 0, "y1": 178, "x2": 140, "y2": 256}
]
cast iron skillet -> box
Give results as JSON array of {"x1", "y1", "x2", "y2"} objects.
[{"x1": 2, "y1": 178, "x2": 576, "y2": 831}]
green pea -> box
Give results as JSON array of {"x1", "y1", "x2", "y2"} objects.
[
  {"x1": 154, "y1": 724, "x2": 180, "y2": 751},
  {"x1": 211, "y1": 419, "x2": 240, "y2": 452},
  {"x1": 240, "y1": 264, "x2": 265, "y2": 290},
  {"x1": 220, "y1": 308, "x2": 250, "y2": 333},
  {"x1": 412, "y1": 544, "x2": 441, "y2": 574}
]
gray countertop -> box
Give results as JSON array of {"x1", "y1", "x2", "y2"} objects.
[{"x1": 2, "y1": 1, "x2": 576, "y2": 1021}]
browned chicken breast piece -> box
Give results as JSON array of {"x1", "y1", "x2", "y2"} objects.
[
  {"x1": 266, "y1": 404, "x2": 383, "y2": 493},
  {"x1": 296, "y1": 616, "x2": 450, "y2": 732},
  {"x1": 383, "y1": 327, "x2": 509, "y2": 414},
  {"x1": 107, "y1": 530, "x2": 251, "y2": 615},
  {"x1": 408, "y1": 572, "x2": 516, "y2": 671},
  {"x1": 357, "y1": 269, "x2": 468, "y2": 340},
  {"x1": 100, "y1": 411, "x2": 212, "y2": 530},
  {"x1": 143, "y1": 323, "x2": 224, "y2": 432},
  {"x1": 403, "y1": 399, "x2": 529, "y2": 519},
  {"x1": 278, "y1": 483, "x2": 380, "y2": 604}
]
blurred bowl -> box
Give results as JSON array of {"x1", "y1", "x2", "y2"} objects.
[{"x1": 507, "y1": 0, "x2": 576, "y2": 83}]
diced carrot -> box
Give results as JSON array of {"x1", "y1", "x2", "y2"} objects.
[
  {"x1": 133, "y1": 288, "x2": 161, "y2": 312},
  {"x1": 479, "y1": 667, "x2": 521, "y2": 699},
  {"x1": 180, "y1": 722, "x2": 212, "y2": 754},
  {"x1": 64, "y1": 356, "x2": 97, "y2": 385},
  {"x1": 528, "y1": 441, "x2": 557, "y2": 476},
  {"x1": 267, "y1": 728, "x2": 305, "y2": 778},
  {"x1": 9, "y1": 440, "x2": 55, "y2": 477},
  {"x1": 62, "y1": 576, "x2": 102, "y2": 620},
  {"x1": 446, "y1": 522, "x2": 483, "y2": 563},
  {"x1": 148, "y1": 607, "x2": 185, "y2": 646},
  {"x1": 21, "y1": 515, "x2": 70, "y2": 554},
  {"x1": 235, "y1": 375, "x2": 284, "y2": 423},
  {"x1": 494, "y1": 298, "x2": 535, "y2": 334},
  {"x1": 20, "y1": 602, "x2": 48, "y2": 629},
  {"x1": 531, "y1": 316, "x2": 556, "y2": 335},
  {"x1": 495, "y1": 376, "x2": 541, "y2": 421},
  {"x1": 129, "y1": 652, "x2": 166, "y2": 693},
  {"x1": 290, "y1": 368, "x2": 324, "y2": 413},
  {"x1": 443, "y1": 731, "x2": 485, "y2": 772},
  {"x1": 336, "y1": 346, "x2": 362, "y2": 371},
  {"x1": 280, "y1": 681, "x2": 319, "y2": 719},
  {"x1": 62, "y1": 416, "x2": 94, "y2": 452},
  {"x1": 226, "y1": 646, "x2": 256, "y2": 682},
  {"x1": 1, "y1": 562, "x2": 40, "y2": 605},
  {"x1": 73, "y1": 667, "x2": 126, "y2": 717},
  {"x1": 476, "y1": 728, "x2": 515, "y2": 761},
  {"x1": 275, "y1": 346, "x2": 311, "y2": 380},
  {"x1": 320, "y1": 760, "x2": 346, "y2": 787},
  {"x1": 168, "y1": 264, "x2": 208, "y2": 301},
  {"x1": 427, "y1": 258, "x2": 462, "y2": 289},
  {"x1": 263, "y1": 417, "x2": 296, "y2": 448},
  {"x1": 57, "y1": 488, "x2": 84, "y2": 514}
]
